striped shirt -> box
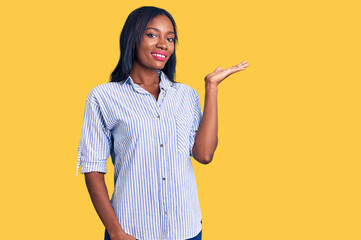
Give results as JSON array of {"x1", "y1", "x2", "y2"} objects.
[{"x1": 76, "y1": 70, "x2": 203, "y2": 240}]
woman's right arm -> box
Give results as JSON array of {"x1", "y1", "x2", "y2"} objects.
[{"x1": 84, "y1": 172, "x2": 136, "y2": 240}]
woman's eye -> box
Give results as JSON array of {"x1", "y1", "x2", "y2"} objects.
[{"x1": 146, "y1": 33, "x2": 174, "y2": 42}]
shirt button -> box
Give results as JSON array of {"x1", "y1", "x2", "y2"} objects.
[
  {"x1": 162, "y1": 177, "x2": 166, "y2": 180},
  {"x1": 162, "y1": 92, "x2": 165, "y2": 94},
  {"x1": 164, "y1": 210, "x2": 167, "y2": 214},
  {"x1": 160, "y1": 144, "x2": 164, "y2": 147},
  {"x1": 157, "y1": 115, "x2": 160, "y2": 118}
]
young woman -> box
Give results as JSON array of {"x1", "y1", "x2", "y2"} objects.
[{"x1": 76, "y1": 6, "x2": 249, "y2": 240}]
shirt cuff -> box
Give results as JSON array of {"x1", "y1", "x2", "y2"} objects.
[
  {"x1": 77, "y1": 159, "x2": 107, "y2": 175},
  {"x1": 76, "y1": 148, "x2": 107, "y2": 175}
]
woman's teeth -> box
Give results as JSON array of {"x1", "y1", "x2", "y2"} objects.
[{"x1": 152, "y1": 53, "x2": 165, "y2": 58}]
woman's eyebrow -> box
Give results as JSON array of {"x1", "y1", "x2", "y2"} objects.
[{"x1": 146, "y1": 27, "x2": 174, "y2": 34}]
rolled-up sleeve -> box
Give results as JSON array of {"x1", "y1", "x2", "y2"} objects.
[
  {"x1": 190, "y1": 90, "x2": 203, "y2": 158},
  {"x1": 76, "y1": 92, "x2": 112, "y2": 176}
]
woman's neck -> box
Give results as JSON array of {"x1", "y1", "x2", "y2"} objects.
[{"x1": 130, "y1": 63, "x2": 159, "y2": 86}]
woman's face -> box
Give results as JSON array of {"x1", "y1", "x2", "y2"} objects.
[{"x1": 134, "y1": 15, "x2": 175, "y2": 70}]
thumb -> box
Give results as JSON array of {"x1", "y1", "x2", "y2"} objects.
[{"x1": 214, "y1": 66, "x2": 222, "y2": 72}]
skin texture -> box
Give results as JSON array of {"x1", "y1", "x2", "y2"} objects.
[
  {"x1": 85, "y1": 172, "x2": 134, "y2": 240},
  {"x1": 193, "y1": 61, "x2": 249, "y2": 164},
  {"x1": 84, "y1": 14, "x2": 250, "y2": 240},
  {"x1": 129, "y1": 14, "x2": 175, "y2": 102}
]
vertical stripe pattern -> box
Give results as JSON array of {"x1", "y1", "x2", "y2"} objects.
[{"x1": 76, "y1": 70, "x2": 203, "y2": 240}]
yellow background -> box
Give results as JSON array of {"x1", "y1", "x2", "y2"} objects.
[{"x1": 1, "y1": 0, "x2": 360, "y2": 239}]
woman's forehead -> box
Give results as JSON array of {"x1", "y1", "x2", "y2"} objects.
[{"x1": 146, "y1": 15, "x2": 174, "y2": 32}]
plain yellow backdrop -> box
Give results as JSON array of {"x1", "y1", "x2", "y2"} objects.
[{"x1": 1, "y1": 0, "x2": 360, "y2": 239}]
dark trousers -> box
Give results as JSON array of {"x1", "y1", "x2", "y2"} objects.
[{"x1": 104, "y1": 228, "x2": 202, "y2": 240}]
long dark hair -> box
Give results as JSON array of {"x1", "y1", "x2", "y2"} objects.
[{"x1": 109, "y1": 6, "x2": 178, "y2": 83}]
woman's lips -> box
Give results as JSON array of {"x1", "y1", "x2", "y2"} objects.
[{"x1": 151, "y1": 52, "x2": 166, "y2": 61}]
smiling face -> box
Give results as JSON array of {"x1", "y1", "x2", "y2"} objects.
[{"x1": 134, "y1": 14, "x2": 175, "y2": 71}]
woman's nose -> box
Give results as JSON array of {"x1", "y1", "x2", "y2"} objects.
[{"x1": 156, "y1": 37, "x2": 168, "y2": 50}]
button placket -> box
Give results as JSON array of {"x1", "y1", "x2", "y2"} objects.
[{"x1": 155, "y1": 110, "x2": 169, "y2": 238}]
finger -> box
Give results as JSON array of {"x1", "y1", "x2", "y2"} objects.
[
  {"x1": 227, "y1": 65, "x2": 243, "y2": 72},
  {"x1": 236, "y1": 61, "x2": 248, "y2": 67},
  {"x1": 224, "y1": 65, "x2": 246, "y2": 76},
  {"x1": 236, "y1": 63, "x2": 249, "y2": 69},
  {"x1": 238, "y1": 64, "x2": 249, "y2": 68}
]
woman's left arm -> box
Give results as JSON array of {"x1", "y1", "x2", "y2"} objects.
[{"x1": 192, "y1": 61, "x2": 249, "y2": 164}]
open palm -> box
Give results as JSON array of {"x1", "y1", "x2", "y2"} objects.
[{"x1": 204, "y1": 61, "x2": 249, "y2": 85}]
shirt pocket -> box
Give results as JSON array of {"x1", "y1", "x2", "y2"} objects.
[{"x1": 174, "y1": 110, "x2": 193, "y2": 156}]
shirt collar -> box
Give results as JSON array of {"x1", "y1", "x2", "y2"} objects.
[{"x1": 122, "y1": 70, "x2": 173, "y2": 94}]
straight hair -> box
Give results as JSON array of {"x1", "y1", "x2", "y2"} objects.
[{"x1": 109, "y1": 6, "x2": 178, "y2": 83}]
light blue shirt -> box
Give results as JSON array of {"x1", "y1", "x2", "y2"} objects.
[{"x1": 76, "y1": 70, "x2": 203, "y2": 240}]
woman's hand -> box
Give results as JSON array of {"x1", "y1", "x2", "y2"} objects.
[
  {"x1": 112, "y1": 232, "x2": 137, "y2": 240},
  {"x1": 204, "y1": 61, "x2": 249, "y2": 86}
]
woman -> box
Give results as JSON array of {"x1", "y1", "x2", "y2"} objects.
[{"x1": 76, "y1": 6, "x2": 249, "y2": 240}]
